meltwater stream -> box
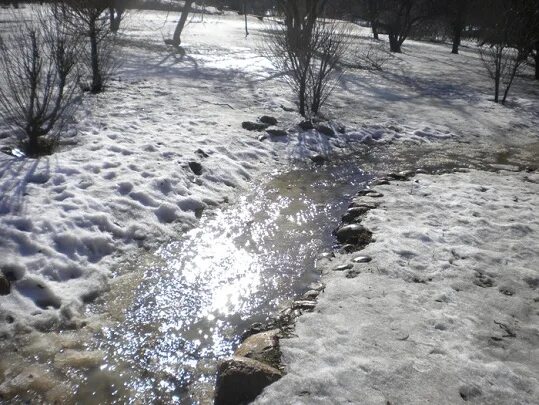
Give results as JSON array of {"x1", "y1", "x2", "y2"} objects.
[{"x1": 81, "y1": 163, "x2": 371, "y2": 404}]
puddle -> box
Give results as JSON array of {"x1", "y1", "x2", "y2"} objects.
[{"x1": 76, "y1": 161, "x2": 372, "y2": 404}]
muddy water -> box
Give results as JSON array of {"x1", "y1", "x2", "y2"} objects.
[{"x1": 71, "y1": 161, "x2": 372, "y2": 404}]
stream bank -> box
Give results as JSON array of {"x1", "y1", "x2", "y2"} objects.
[{"x1": 255, "y1": 166, "x2": 539, "y2": 405}]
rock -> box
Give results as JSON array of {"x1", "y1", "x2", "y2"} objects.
[
  {"x1": 260, "y1": 116, "x2": 278, "y2": 126},
  {"x1": 188, "y1": 161, "x2": 203, "y2": 176},
  {"x1": 242, "y1": 121, "x2": 269, "y2": 131},
  {"x1": 342, "y1": 206, "x2": 370, "y2": 223},
  {"x1": 195, "y1": 148, "x2": 209, "y2": 158},
  {"x1": 349, "y1": 200, "x2": 379, "y2": 210},
  {"x1": 235, "y1": 330, "x2": 280, "y2": 367},
  {"x1": 214, "y1": 357, "x2": 283, "y2": 405},
  {"x1": 317, "y1": 252, "x2": 335, "y2": 260},
  {"x1": 292, "y1": 300, "x2": 316, "y2": 311},
  {"x1": 388, "y1": 171, "x2": 413, "y2": 181},
  {"x1": 370, "y1": 178, "x2": 390, "y2": 186},
  {"x1": 281, "y1": 104, "x2": 295, "y2": 112},
  {"x1": 0, "y1": 275, "x2": 10, "y2": 295},
  {"x1": 353, "y1": 256, "x2": 372, "y2": 263},
  {"x1": 334, "y1": 264, "x2": 353, "y2": 272},
  {"x1": 356, "y1": 189, "x2": 384, "y2": 197},
  {"x1": 316, "y1": 124, "x2": 335, "y2": 137},
  {"x1": 336, "y1": 224, "x2": 373, "y2": 246},
  {"x1": 310, "y1": 154, "x2": 326, "y2": 165},
  {"x1": 301, "y1": 290, "x2": 320, "y2": 300},
  {"x1": 258, "y1": 134, "x2": 268, "y2": 142},
  {"x1": 266, "y1": 129, "x2": 288, "y2": 137},
  {"x1": 298, "y1": 120, "x2": 314, "y2": 130}
]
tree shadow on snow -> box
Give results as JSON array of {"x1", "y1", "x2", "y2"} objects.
[{"x1": 0, "y1": 155, "x2": 51, "y2": 216}]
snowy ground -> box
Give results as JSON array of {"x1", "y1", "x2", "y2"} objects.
[
  {"x1": 257, "y1": 169, "x2": 539, "y2": 405},
  {"x1": 0, "y1": 7, "x2": 538, "y2": 402}
]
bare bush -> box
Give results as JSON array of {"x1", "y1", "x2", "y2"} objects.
[
  {"x1": 479, "y1": 44, "x2": 527, "y2": 104},
  {"x1": 478, "y1": 0, "x2": 538, "y2": 104},
  {"x1": 0, "y1": 6, "x2": 81, "y2": 156},
  {"x1": 264, "y1": 1, "x2": 350, "y2": 118},
  {"x1": 354, "y1": 39, "x2": 391, "y2": 71}
]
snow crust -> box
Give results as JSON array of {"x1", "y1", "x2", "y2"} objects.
[{"x1": 256, "y1": 169, "x2": 539, "y2": 404}]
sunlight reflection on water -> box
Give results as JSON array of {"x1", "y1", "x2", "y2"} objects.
[{"x1": 90, "y1": 163, "x2": 371, "y2": 403}]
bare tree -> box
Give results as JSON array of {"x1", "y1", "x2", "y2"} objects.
[
  {"x1": 61, "y1": 0, "x2": 118, "y2": 93},
  {"x1": 109, "y1": 0, "x2": 127, "y2": 33},
  {"x1": 165, "y1": 0, "x2": 194, "y2": 46},
  {"x1": 479, "y1": 0, "x2": 538, "y2": 104},
  {"x1": 480, "y1": 45, "x2": 525, "y2": 104},
  {"x1": 447, "y1": 0, "x2": 468, "y2": 54},
  {"x1": 0, "y1": 6, "x2": 81, "y2": 156},
  {"x1": 265, "y1": 0, "x2": 349, "y2": 118}
]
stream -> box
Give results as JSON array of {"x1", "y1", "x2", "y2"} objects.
[
  {"x1": 3, "y1": 140, "x2": 536, "y2": 404},
  {"x1": 75, "y1": 161, "x2": 372, "y2": 404}
]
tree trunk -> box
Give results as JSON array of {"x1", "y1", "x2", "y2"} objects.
[
  {"x1": 372, "y1": 21, "x2": 379, "y2": 40},
  {"x1": 172, "y1": 0, "x2": 194, "y2": 46},
  {"x1": 89, "y1": 22, "x2": 102, "y2": 93},
  {"x1": 298, "y1": 81, "x2": 306, "y2": 117},
  {"x1": 26, "y1": 133, "x2": 40, "y2": 156},
  {"x1": 451, "y1": 22, "x2": 462, "y2": 54},
  {"x1": 535, "y1": 41, "x2": 539, "y2": 80},
  {"x1": 389, "y1": 33, "x2": 401, "y2": 53},
  {"x1": 244, "y1": 1, "x2": 249, "y2": 36},
  {"x1": 494, "y1": 71, "x2": 500, "y2": 103},
  {"x1": 110, "y1": 8, "x2": 124, "y2": 32}
]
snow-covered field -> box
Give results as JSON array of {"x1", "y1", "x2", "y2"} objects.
[
  {"x1": 257, "y1": 169, "x2": 539, "y2": 404},
  {"x1": 0, "y1": 6, "x2": 538, "y2": 402}
]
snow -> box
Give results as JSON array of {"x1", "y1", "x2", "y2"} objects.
[
  {"x1": 256, "y1": 169, "x2": 539, "y2": 405},
  {"x1": 0, "y1": 5, "x2": 537, "y2": 370}
]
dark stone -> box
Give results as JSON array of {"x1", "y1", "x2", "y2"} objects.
[
  {"x1": 459, "y1": 386, "x2": 482, "y2": 402},
  {"x1": 353, "y1": 256, "x2": 372, "y2": 263},
  {"x1": 356, "y1": 189, "x2": 384, "y2": 197},
  {"x1": 316, "y1": 124, "x2": 335, "y2": 137},
  {"x1": 235, "y1": 330, "x2": 281, "y2": 368},
  {"x1": 342, "y1": 206, "x2": 370, "y2": 223},
  {"x1": 260, "y1": 116, "x2": 278, "y2": 126},
  {"x1": 388, "y1": 171, "x2": 413, "y2": 181},
  {"x1": 310, "y1": 154, "x2": 326, "y2": 165},
  {"x1": 346, "y1": 269, "x2": 361, "y2": 278},
  {"x1": 334, "y1": 264, "x2": 353, "y2": 272},
  {"x1": 292, "y1": 300, "x2": 316, "y2": 311},
  {"x1": 370, "y1": 178, "x2": 390, "y2": 186},
  {"x1": 188, "y1": 161, "x2": 203, "y2": 175},
  {"x1": 298, "y1": 120, "x2": 314, "y2": 130},
  {"x1": 266, "y1": 129, "x2": 288, "y2": 137},
  {"x1": 0, "y1": 275, "x2": 10, "y2": 295},
  {"x1": 281, "y1": 104, "x2": 295, "y2": 112},
  {"x1": 214, "y1": 357, "x2": 283, "y2": 405},
  {"x1": 301, "y1": 290, "x2": 320, "y2": 300},
  {"x1": 349, "y1": 201, "x2": 379, "y2": 210},
  {"x1": 242, "y1": 121, "x2": 269, "y2": 131},
  {"x1": 336, "y1": 224, "x2": 373, "y2": 246},
  {"x1": 195, "y1": 148, "x2": 209, "y2": 158}
]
